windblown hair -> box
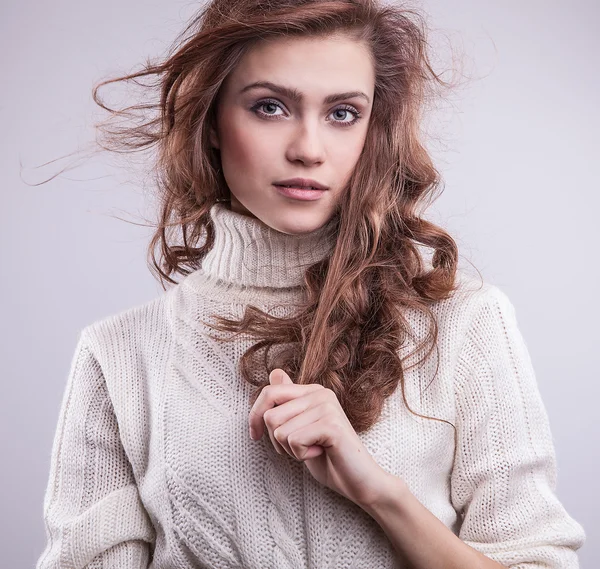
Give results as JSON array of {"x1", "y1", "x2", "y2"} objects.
[{"x1": 48, "y1": 0, "x2": 479, "y2": 438}]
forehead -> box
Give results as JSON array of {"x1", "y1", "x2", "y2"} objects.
[{"x1": 224, "y1": 34, "x2": 375, "y2": 99}]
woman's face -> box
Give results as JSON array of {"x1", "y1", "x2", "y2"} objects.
[{"x1": 209, "y1": 33, "x2": 375, "y2": 235}]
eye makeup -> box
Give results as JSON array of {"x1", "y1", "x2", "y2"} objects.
[{"x1": 249, "y1": 98, "x2": 363, "y2": 127}]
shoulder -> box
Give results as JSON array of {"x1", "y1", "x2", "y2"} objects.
[
  {"x1": 442, "y1": 269, "x2": 511, "y2": 307},
  {"x1": 79, "y1": 285, "x2": 180, "y2": 371},
  {"x1": 429, "y1": 270, "x2": 519, "y2": 350}
]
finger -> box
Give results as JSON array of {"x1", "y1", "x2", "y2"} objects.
[
  {"x1": 265, "y1": 369, "x2": 294, "y2": 452},
  {"x1": 265, "y1": 410, "x2": 286, "y2": 455},
  {"x1": 269, "y1": 368, "x2": 293, "y2": 384},
  {"x1": 256, "y1": 383, "x2": 324, "y2": 447},
  {"x1": 271, "y1": 400, "x2": 329, "y2": 459},
  {"x1": 249, "y1": 383, "x2": 324, "y2": 438},
  {"x1": 264, "y1": 390, "x2": 324, "y2": 455},
  {"x1": 287, "y1": 416, "x2": 331, "y2": 461}
]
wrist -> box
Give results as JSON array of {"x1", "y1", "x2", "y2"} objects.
[{"x1": 360, "y1": 470, "x2": 411, "y2": 518}]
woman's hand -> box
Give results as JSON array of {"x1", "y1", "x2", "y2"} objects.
[{"x1": 248, "y1": 368, "x2": 393, "y2": 509}]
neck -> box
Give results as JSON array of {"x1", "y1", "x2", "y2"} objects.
[{"x1": 198, "y1": 202, "x2": 338, "y2": 289}]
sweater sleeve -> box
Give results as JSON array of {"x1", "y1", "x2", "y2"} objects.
[
  {"x1": 450, "y1": 286, "x2": 586, "y2": 568},
  {"x1": 36, "y1": 329, "x2": 155, "y2": 569}
]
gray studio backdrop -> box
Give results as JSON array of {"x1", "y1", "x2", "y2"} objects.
[{"x1": 2, "y1": 0, "x2": 598, "y2": 567}]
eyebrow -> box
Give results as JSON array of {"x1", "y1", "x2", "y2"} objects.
[{"x1": 240, "y1": 81, "x2": 370, "y2": 105}]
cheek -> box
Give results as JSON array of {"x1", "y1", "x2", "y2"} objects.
[
  {"x1": 333, "y1": 134, "x2": 365, "y2": 170},
  {"x1": 219, "y1": 114, "x2": 273, "y2": 171}
]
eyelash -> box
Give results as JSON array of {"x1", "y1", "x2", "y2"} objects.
[{"x1": 250, "y1": 98, "x2": 362, "y2": 127}]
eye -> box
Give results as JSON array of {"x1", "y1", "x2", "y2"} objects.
[
  {"x1": 329, "y1": 105, "x2": 362, "y2": 126},
  {"x1": 250, "y1": 98, "x2": 362, "y2": 127},
  {"x1": 252, "y1": 99, "x2": 285, "y2": 118},
  {"x1": 250, "y1": 99, "x2": 281, "y2": 117}
]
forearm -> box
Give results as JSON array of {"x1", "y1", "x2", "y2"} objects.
[{"x1": 360, "y1": 472, "x2": 507, "y2": 569}]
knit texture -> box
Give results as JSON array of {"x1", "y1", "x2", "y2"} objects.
[{"x1": 36, "y1": 203, "x2": 586, "y2": 568}]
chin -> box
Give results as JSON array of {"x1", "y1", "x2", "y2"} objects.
[
  {"x1": 268, "y1": 217, "x2": 329, "y2": 235},
  {"x1": 231, "y1": 195, "x2": 332, "y2": 234}
]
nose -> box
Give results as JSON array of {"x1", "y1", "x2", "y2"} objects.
[{"x1": 284, "y1": 118, "x2": 326, "y2": 166}]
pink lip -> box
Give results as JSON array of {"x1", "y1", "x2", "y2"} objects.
[
  {"x1": 273, "y1": 184, "x2": 326, "y2": 201},
  {"x1": 273, "y1": 177, "x2": 328, "y2": 190}
]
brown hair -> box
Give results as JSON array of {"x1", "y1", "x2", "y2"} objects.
[{"x1": 39, "y1": 0, "x2": 480, "y2": 440}]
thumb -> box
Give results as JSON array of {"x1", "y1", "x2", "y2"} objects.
[{"x1": 269, "y1": 368, "x2": 293, "y2": 385}]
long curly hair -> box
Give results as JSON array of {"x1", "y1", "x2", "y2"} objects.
[{"x1": 45, "y1": 0, "x2": 479, "y2": 438}]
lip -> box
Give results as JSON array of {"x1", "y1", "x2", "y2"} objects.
[
  {"x1": 273, "y1": 177, "x2": 329, "y2": 190},
  {"x1": 273, "y1": 184, "x2": 326, "y2": 201}
]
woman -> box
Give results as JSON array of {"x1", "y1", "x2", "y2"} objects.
[{"x1": 36, "y1": 0, "x2": 586, "y2": 568}]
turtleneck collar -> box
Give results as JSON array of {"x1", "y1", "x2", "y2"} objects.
[{"x1": 197, "y1": 202, "x2": 338, "y2": 289}]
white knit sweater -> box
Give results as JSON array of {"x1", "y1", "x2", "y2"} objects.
[{"x1": 36, "y1": 202, "x2": 586, "y2": 569}]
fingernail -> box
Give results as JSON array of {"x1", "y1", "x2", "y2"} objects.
[{"x1": 249, "y1": 425, "x2": 256, "y2": 440}]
